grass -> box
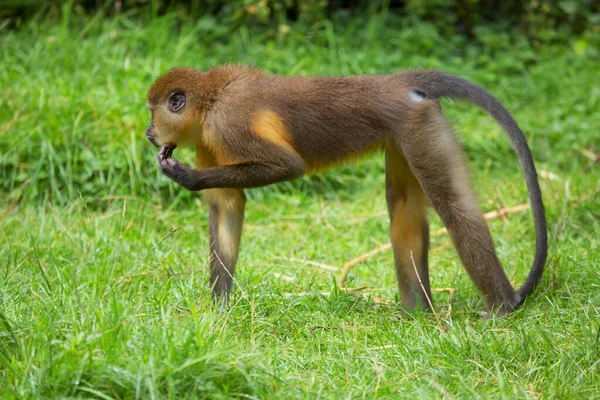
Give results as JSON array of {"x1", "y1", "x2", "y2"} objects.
[{"x1": 1, "y1": 8, "x2": 599, "y2": 399}]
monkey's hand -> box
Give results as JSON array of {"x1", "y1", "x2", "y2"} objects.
[
  {"x1": 157, "y1": 150, "x2": 204, "y2": 191},
  {"x1": 158, "y1": 144, "x2": 176, "y2": 160}
]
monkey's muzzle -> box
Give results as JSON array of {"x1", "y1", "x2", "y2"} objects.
[{"x1": 145, "y1": 124, "x2": 159, "y2": 147}]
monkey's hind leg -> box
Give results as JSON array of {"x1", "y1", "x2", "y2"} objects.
[
  {"x1": 397, "y1": 101, "x2": 518, "y2": 314},
  {"x1": 385, "y1": 144, "x2": 432, "y2": 311},
  {"x1": 204, "y1": 188, "x2": 246, "y2": 305}
]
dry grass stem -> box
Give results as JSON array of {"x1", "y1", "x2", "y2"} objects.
[
  {"x1": 277, "y1": 257, "x2": 339, "y2": 271},
  {"x1": 434, "y1": 288, "x2": 457, "y2": 320},
  {"x1": 410, "y1": 250, "x2": 445, "y2": 331}
]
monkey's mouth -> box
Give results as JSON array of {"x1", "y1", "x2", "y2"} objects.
[
  {"x1": 147, "y1": 135, "x2": 159, "y2": 147},
  {"x1": 145, "y1": 124, "x2": 160, "y2": 147}
]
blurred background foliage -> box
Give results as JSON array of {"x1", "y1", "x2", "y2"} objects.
[{"x1": 2, "y1": 0, "x2": 599, "y2": 44}]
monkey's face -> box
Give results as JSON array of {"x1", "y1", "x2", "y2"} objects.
[{"x1": 145, "y1": 91, "x2": 200, "y2": 148}]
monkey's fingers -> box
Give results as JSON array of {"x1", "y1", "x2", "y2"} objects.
[
  {"x1": 158, "y1": 146, "x2": 168, "y2": 160},
  {"x1": 159, "y1": 144, "x2": 177, "y2": 160}
]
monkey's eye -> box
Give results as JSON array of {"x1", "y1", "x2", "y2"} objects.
[{"x1": 168, "y1": 92, "x2": 186, "y2": 112}]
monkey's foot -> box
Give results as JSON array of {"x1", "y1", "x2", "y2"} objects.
[{"x1": 478, "y1": 304, "x2": 516, "y2": 319}]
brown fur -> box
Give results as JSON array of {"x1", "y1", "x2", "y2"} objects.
[{"x1": 145, "y1": 65, "x2": 548, "y2": 315}]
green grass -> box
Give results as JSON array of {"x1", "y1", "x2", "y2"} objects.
[{"x1": 1, "y1": 9, "x2": 599, "y2": 399}]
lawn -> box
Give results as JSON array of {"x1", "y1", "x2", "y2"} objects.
[{"x1": 0, "y1": 8, "x2": 599, "y2": 399}]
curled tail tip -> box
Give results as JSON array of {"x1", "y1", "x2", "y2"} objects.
[{"x1": 517, "y1": 245, "x2": 548, "y2": 304}]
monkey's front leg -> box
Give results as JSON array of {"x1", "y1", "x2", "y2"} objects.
[
  {"x1": 156, "y1": 150, "x2": 305, "y2": 190},
  {"x1": 204, "y1": 188, "x2": 246, "y2": 304},
  {"x1": 156, "y1": 145, "x2": 302, "y2": 303}
]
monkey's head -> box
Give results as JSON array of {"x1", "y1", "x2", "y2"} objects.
[{"x1": 145, "y1": 68, "x2": 207, "y2": 149}]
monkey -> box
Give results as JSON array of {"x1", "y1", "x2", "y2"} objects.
[{"x1": 144, "y1": 65, "x2": 547, "y2": 315}]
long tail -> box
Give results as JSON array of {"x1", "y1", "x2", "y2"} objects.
[{"x1": 402, "y1": 69, "x2": 548, "y2": 305}]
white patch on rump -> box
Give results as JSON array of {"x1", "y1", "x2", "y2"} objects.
[{"x1": 408, "y1": 90, "x2": 425, "y2": 103}]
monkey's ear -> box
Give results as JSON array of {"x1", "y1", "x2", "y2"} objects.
[{"x1": 168, "y1": 91, "x2": 186, "y2": 112}]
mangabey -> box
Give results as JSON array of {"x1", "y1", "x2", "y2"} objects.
[{"x1": 145, "y1": 65, "x2": 547, "y2": 315}]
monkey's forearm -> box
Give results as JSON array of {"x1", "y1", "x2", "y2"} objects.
[{"x1": 157, "y1": 153, "x2": 305, "y2": 190}]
